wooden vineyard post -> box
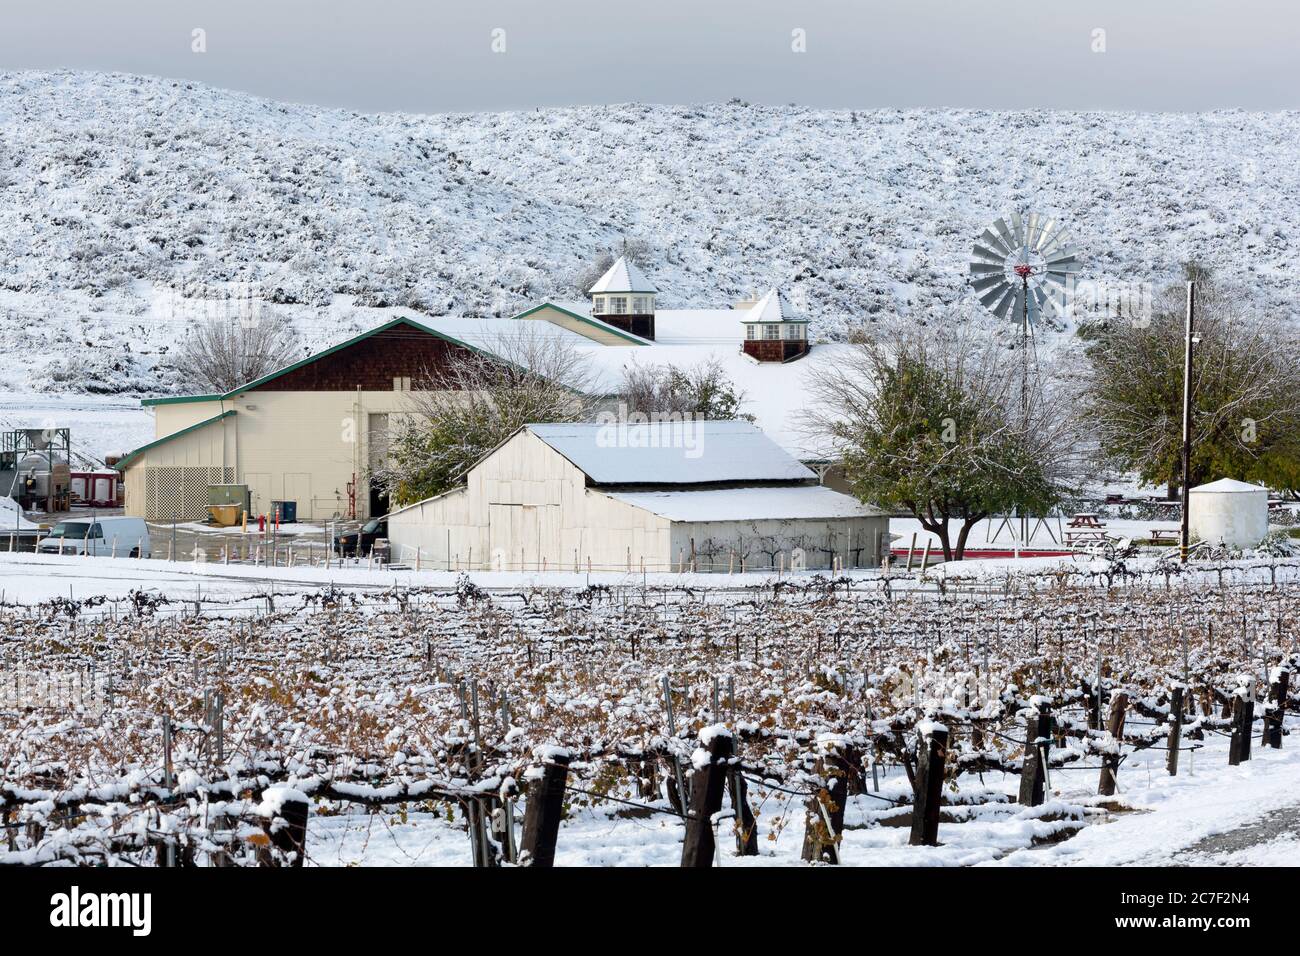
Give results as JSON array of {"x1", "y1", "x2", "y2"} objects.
[
  {"x1": 258, "y1": 787, "x2": 310, "y2": 867},
  {"x1": 681, "y1": 727, "x2": 733, "y2": 868},
  {"x1": 1229, "y1": 681, "x2": 1254, "y2": 765},
  {"x1": 519, "y1": 748, "x2": 570, "y2": 868},
  {"x1": 909, "y1": 722, "x2": 948, "y2": 847},
  {"x1": 1018, "y1": 698, "x2": 1052, "y2": 807},
  {"x1": 1166, "y1": 684, "x2": 1185, "y2": 776},
  {"x1": 1098, "y1": 692, "x2": 1129, "y2": 796},
  {"x1": 728, "y1": 770, "x2": 758, "y2": 856},
  {"x1": 1266, "y1": 666, "x2": 1289, "y2": 749},
  {"x1": 802, "y1": 738, "x2": 848, "y2": 863}
]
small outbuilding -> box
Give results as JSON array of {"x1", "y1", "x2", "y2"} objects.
[
  {"x1": 386, "y1": 420, "x2": 889, "y2": 572},
  {"x1": 1188, "y1": 478, "x2": 1270, "y2": 549}
]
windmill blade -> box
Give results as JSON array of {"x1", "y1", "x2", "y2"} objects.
[
  {"x1": 991, "y1": 287, "x2": 1017, "y2": 320},
  {"x1": 1025, "y1": 213, "x2": 1045, "y2": 252},
  {"x1": 969, "y1": 261, "x2": 1005, "y2": 276},
  {"x1": 979, "y1": 229, "x2": 1012, "y2": 255},
  {"x1": 993, "y1": 218, "x2": 1017, "y2": 252},
  {"x1": 1010, "y1": 212, "x2": 1026, "y2": 248},
  {"x1": 972, "y1": 242, "x2": 1007, "y2": 265},
  {"x1": 971, "y1": 273, "x2": 1007, "y2": 293}
]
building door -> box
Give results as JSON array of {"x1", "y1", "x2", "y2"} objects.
[
  {"x1": 284, "y1": 473, "x2": 311, "y2": 522},
  {"x1": 489, "y1": 503, "x2": 542, "y2": 570},
  {"x1": 245, "y1": 473, "x2": 271, "y2": 517}
]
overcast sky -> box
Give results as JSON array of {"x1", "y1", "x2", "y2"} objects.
[{"x1": 2, "y1": 1, "x2": 1296, "y2": 114}]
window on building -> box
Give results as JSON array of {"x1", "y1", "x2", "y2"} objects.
[
  {"x1": 763, "y1": 324, "x2": 780, "y2": 340},
  {"x1": 393, "y1": 376, "x2": 411, "y2": 391},
  {"x1": 785, "y1": 323, "x2": 804, "y2": 340},
  {"x1": 610, "y1": 296, "x2": 628, "y2": 314},
  {"x1": 745, "y1": 324, "x2": 758, "y2": 340},
  {"x1": 593, "y1": 296, "x2": 605, "y2": 312}
]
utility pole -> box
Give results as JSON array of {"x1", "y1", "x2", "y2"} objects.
[{"x1": 1179, "y1": 281, "x2": 1196, "y2": 564}]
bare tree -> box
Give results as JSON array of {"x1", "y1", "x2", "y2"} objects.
[
  {"x1": 171, "y1": 309, "x2": 300, "y2": 392},
  {"x1": 384, "y1": 326, "x2": 597, "y2": 505},
  {"x1": 619, "y1": 358, "x2": 752, "y2": 420}
]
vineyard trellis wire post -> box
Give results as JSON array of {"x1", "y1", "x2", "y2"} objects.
[
  {"x1": 1266, "y1": 665, "x2": 1290, "y2": 749},
  {"x1": 519, "y1": 748, "x2": 570, "y2": 868},
  {"x1": 1018, "y1": 698, "x2": 1052, "y2": 806},
  {"x1": 1098, "y1": 692, "x2": 1129, "y2": 796},
  {"x1": 681, "y1": 727, "x2": 733, "y2": 868},
  {"x1": 910, "y1": 721, "x2": 947, "y2": 847},
  {"x1": 1228, "y1": 680, "x2": 1254, "y2": 765},
  {"x1": 1166, "y1": 684, "x2": 1184, "y2": 776}
]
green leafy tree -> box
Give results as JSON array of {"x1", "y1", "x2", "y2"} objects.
[
  {"x1": 1082, "y1": 275, "x2": 1300, "y2": 496},
  {"x1": 384, "y1": 328, "x2": 594, "y2": 505},
  {"x1": 807, "y1": 331, "x2": 1075, "y2": 561}
]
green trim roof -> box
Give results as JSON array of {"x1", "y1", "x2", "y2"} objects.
[
  {"x1": 115, "y1": 410, "x2": 236, "y2": 472},
  {"x1": 511, "y1": 302, "x2": 648, "y2": 345},
  {"x1": 138, "y1": 317, "x2": 491, "y2": 409},
  {"x1": 141, "y1": 393, "x2": 222, "y2": 407}
]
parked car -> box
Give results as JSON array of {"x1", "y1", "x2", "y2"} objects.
[
  {"x1": 333, "y1": 518, "x2": 387, "y2": 557},
  {"x1": 37, "y1": 516, "x2": 152, "y2": 557}
]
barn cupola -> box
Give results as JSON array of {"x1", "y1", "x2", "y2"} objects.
[
  {"x1": 740, "y1": 287, "x2": 810, "y2": 362},
  {"x1": 588, "y1": 256, "x2": 657, "y2": 340}
]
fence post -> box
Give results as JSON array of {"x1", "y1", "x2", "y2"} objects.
[
  {"x1": 1166, "y1": 684, "x2": 1184, "y2": 776},
  {"x1": 259, "y1": 787, "x2": 310, "y2": 867},
  {"x1": 1098, "y1": 692, "x2": 1129, "y2": 796},
  {"x1": 681, "y1": 726, "x2": 733, "y2": 868},
  {"x1": 728, "y1": 770, "x2": 758, "y2": 856},
  {"x1": 1018, "y1": 697, "x2": 1052, "y2": 806},
  {"x1": 802, "y1": 737, "x2": 848, "y2": 863},
  {"x1": 909, "y1": 721, "x2": 948, "y2": 847},
  {"x1": 519, "y1": 747, "x2": 570, "y2": 868},
  {"x1": 1266, "y1": 666, "x2": 1289, "y2": 749},
  {"x1": 1229, "y1": 680, "x2": 1254, "y2": 765}
]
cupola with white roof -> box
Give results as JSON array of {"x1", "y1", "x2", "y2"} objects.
[
  {"x1": 739, "y1": 287, "x2": 810, "y2": 362},
  {"x1": 588, "y1": 256, "x2": 658, "y2": 340}
]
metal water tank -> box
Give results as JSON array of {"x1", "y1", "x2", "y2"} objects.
[{"x1": 1188, "y1": 478, "x2": 1269, "y2": 549}]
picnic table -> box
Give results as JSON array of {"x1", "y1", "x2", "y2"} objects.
[
  {"x1": 1067, "y1": 513, "x2": 1104, "y2": 529},
  {"x1": 1149, "y1": 528, "x2": 1180, "y2": 544},
  {"x1": 1064, "y1": 529, "x2": 1110, "y2": 547}
]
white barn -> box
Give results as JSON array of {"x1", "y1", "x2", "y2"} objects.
[{"x1": 386, "y1": 421, "x2": 889, "y2": 573}]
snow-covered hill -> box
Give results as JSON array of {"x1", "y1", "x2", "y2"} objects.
[{"x1": 1, "y1": 69, "x2": 1297, "y2": 399}]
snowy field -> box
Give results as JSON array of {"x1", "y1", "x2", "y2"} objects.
[{"x1": 2, "y1": 552, "x2": 1297, "y2": 867}]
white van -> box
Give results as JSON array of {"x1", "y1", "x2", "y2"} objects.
[{"x1": 37, "y1": 517, "x2": 152, "y2": 558}]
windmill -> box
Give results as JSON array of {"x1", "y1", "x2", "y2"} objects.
[
  {"x1": 969, "y1": 213, "x2": 1082, "y2": 414},
  {"x1": 969, "y1": 213, "x2": 1084, "y2": 549}
]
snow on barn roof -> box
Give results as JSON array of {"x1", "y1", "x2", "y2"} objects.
[
  {"x1": 525, "y1": 420, "x2": 815, "y2": 485},
  {"x1": 604, "y1": 485, "x2": 886, "y2": 522},
  {"x1": 588, "y1": 256, "x2": 658, "y2": 295}
]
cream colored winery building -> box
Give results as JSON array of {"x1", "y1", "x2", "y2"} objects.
[{"x1": 386, "y1": 421, "x2": 889, "y2": 572}]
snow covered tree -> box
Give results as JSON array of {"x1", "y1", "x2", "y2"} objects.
[
  {"x1": 170, "y1": 309, "x2": 300, "y2": 392},
  {"x1": 806, "y1": 328, "x2": 1076, "y2": 561},
  {"x1": 1081, "y1": 273, "x2": 1300, "y2": 497},
  {"x1": 384, "y1": 328, "x2": 596, "y2": 505}
]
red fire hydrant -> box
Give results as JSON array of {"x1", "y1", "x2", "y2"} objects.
[{"x1": 257, "y1": 514, "x2": 266, "y2": 533}]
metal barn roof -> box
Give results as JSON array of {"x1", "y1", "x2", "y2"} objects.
[
  {"x1": 605, "y1": 485, "x2": 885, "y2": 521},
  {"x1": 525, "y1": 420, "x2": 815, "y2": 485}
]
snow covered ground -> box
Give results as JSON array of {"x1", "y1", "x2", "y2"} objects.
[{"x1": 305, "y1": 721, "x2": 1300, "y2": 867}]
